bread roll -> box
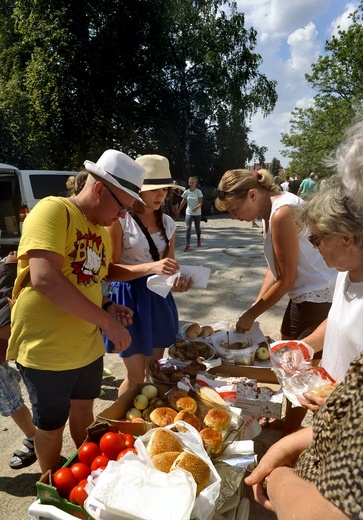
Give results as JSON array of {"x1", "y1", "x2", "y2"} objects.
[
  {"x1": 147, "y1": 428, "x2": 183, "y2": 457},
  {"x1": 174, "y1": 410, "x2": 201, "y2": 432},
  {"x1": 171, "y1": 451, "x2": 210, "y2": 496},
  {"x1": 185, "y1": 323, "x2": 202, "y2": 339},
  {"x1": 149, "y1": 407, "x2": 177, "y2": 427},
  {"x1": 199, "y1": 428, "x2": 223, "y2": 455},
  {"x1": 198, "y1": 325, "x2": 215, "y2": 338},
  {"x1": 204, "y1": 407, "x2": 231, "y2": 431},
  {"x1": 168, "y1": 389, "x2": 188, "y2": 409},
  {"x1": 152, "y1": 451, "x2": 181, "y2": 473},
  {"x1": 175, "y1": 396, "x2": 197, "y2": 414}
]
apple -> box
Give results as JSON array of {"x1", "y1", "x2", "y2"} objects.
[
  {"x1": 126, "y1": 407, "x2": 143, "y2": 420},
  {"x1": 256, "y1": 346, "x2": 270, "y2": 361},
  {"x1": 141, "y1": 384, "x2": 158, "y2": 400},
  {"x1": 133, "y1": 394, "x2": 149, "y2": 410}
]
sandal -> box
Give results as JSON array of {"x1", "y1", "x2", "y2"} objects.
[{"x1": 9, "y1": 439, "x2": 37, "y2": 469}]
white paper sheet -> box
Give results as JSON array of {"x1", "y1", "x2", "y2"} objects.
[{"x1": 147, "y1": 265, "x2": 211, "y2": 298}]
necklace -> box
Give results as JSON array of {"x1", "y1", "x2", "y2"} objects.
[{"x1": 74, "y1": 196, "x2": 96, "y2": 225}]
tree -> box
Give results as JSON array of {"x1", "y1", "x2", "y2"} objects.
[
  {"x1": 270, "y1": 157, "x2": 280, "y2": 177},
  {"x1": 281, "y1": 3, "x2": 363, "y2": 176},
  {"x1": 0, "y1": 0, "x2": 277, "y2": 179}
]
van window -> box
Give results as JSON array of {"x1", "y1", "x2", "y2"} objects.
[{"x1": 29, "y1": 174, "x2": 71, "y2": 198}]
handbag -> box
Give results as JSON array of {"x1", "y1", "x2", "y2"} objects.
[{"x1": 131, "y1": 213, "x2": 169, "y2": 261}]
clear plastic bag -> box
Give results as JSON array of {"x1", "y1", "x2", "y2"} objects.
[{"x1": 269, "y1": 340, "x2": 337, "y2": 407}]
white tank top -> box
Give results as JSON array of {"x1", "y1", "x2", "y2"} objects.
[
  {"x1": 263, "y1": 192, "x2": 336, "y2": 302},
  {"x1": 119, "y1": 212, "x2": 176, "y2": 265}
]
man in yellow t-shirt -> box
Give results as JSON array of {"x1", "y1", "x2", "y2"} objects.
[{"x1": 7, "y1": 150, "x2": 146, "y2": 476}]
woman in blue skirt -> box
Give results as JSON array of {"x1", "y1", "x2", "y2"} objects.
[{"x1": 104, "y1": 155, "x2": 193, "y2": 396}]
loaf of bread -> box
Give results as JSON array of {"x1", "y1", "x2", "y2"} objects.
[
  {"x1": 199, "y1": 428, "x2": 223, "y2": 455},
  {"x1": 174, "y1": 410, "x2": 201, "y2": 432},
  {"x1": 185, "y1": 323, "x2": 202, "y2": 339},
  {"x1": 198, "y1": 387, "x2": 228, "y2": 408},
  {"x1": 149, "y1": 407, "x2": 177, "y2": 427},
  {"x1": 204, "y1": 407, "x2": 231, "y2": 431},
  {"x1": 171, "y1": 451, "x2": 210, "y2": 496},
  {"x1": 147, "y1": 428, "x2": 183, "y2": 457}
]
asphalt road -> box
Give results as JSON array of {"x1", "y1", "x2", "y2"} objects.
[{"x1": 0, "y1": 214, "x2": 309, "y2": 519}]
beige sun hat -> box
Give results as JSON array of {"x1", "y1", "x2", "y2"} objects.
[
  {"x1": 136, "y1": 154, "x2": 185, "y2": 192},
  {"x1": 84, "y1": 149, "x2": 146, "y2": 203}
]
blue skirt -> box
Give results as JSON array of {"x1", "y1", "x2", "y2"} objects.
[{"x1": 103, "y1": 276, "x2": 179, "y2": 358}]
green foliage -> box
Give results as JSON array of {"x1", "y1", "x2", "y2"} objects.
[
  {"x1": 0, "y1": 0, "x2": 277, "y2": 180},
  {"x1": 270, "y1": 157, "x2": 280, "y2": 177},
  {"x1": 281, "y1": 3, "x2": 363, "y2": 176}
]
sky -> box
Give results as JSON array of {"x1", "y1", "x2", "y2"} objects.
[{"x1": 235, "y1": 0, "x2": 359, "y2": 169}]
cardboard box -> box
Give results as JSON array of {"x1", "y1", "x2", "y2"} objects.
[
  {"x1": 5, "y1": 215, "x2": 19, "y2": 235},
  {"x1": 97, "y1": 382, "x2": 170, "y2": 436},
  {"x1": 207, "y1": 365, "x2": 283, "y2": 418},
  {"x1": 36, "y1": 422, "x2": 110, "y2": 520}
]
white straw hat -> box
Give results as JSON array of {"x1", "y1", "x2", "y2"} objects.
[
  {"x1": 84, "y1": 149, "x2": 145, "y2": 203},
  {"x1": 136, "y1": 154, "x2": 185, "y2": 192}
]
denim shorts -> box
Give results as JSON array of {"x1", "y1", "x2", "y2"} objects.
[
  {"x1": 0, "y1": 361, "x2": 24, "y2": 416},
  {"x1": 17, "y1": 357, "x2": 103, "y2": 431}
]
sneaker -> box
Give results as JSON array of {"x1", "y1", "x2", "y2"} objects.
[
  {"x1": 197, "y1": 241, "x2": 202, "y2": 247},
  {"x1": 183, "y1": 245, "x2": 190, "y2": 252}
]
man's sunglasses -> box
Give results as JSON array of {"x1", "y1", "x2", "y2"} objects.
[
  {"x1": 215, "y1": 188, "x2": 247, "y2": 200},
  {"x1": 308, "y1": 234, "x2": 326, "y2": 248},
  {"x1": 104, "y1": 185, "x2": 132, "y2": 214}
]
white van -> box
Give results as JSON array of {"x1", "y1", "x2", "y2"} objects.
[{"x1": 0, "y1": 163, "x2": 76, "y2": 255}]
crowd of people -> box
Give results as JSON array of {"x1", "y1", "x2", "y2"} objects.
[{"x1": 1, "y1": 116, "x2": 363, "y2": 518}]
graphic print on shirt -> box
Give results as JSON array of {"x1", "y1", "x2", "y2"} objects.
[{"x1": 69, "y1": 229, "x2": 106, "y2": 285}]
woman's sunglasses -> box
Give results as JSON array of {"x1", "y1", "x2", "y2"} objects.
[
  {"x1": 215, "y1": 188, "x2": 247, "y2": 200},
  {"x1": 308, "y1": 234, "x2": 326, "y2": 248}
]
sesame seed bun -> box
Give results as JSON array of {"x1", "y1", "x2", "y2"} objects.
[{"x1": 147, "y1": 428, "x2": 183, "y2": 457}]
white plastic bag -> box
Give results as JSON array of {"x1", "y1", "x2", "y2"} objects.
[{"x1": 84, "y1": 421, "x2": 221, "y2": 520}]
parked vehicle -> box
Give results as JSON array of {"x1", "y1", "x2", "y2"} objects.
[{"x1": 0, "y1": 163, "x2": 76, "y2": 255}]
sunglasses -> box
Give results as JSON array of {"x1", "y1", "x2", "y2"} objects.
[
  {"x1": 104, "y1": 185, "x2": 132, "y2": 214},
  {"x1": 308, "y1": 233, "x2": 326, "y2": 248},
  {"x1": 215, "y1": 188, "x2": 247, "y2": 200}
]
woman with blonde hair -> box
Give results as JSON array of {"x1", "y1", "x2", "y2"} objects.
[{"x1": 215, "y1": 168, "x2": 337, "y2": 434}]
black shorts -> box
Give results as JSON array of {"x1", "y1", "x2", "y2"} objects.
[
  {"x1": 281, "y1": 299, "x2": 331, "y2": 344},
  {"x1": 17, "y1": 357, "x2": 103, "y2": 430}
]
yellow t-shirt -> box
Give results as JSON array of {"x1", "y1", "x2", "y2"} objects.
[{"x1": 7, "y1": 197, "x2": 111, "y2": 370}]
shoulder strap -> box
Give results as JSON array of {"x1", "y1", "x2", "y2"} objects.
[{"x1": 131, "y1": 213, "x2": 160, "y2": 262}]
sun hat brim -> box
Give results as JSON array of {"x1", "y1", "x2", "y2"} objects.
[
  {"x1": 141, "y1": 180, "x2": 185, "y2": 192},
  {"x1": 84, "y1": 160, "x2": 145, "y2": 203}
]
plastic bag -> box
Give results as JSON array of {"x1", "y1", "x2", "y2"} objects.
[
  {"x1": 269, "y1": 340, "x2": 337, "y2": 407},
  {"x1": 84, "y1": 421, "x2": 221, "y2": 520}
]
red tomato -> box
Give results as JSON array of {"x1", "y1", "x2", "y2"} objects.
[
  {"x1": 99, "y1": 432, "x2": 125, "y2": 460},
  {"x1": 52, "y1": 467, "x2": 76, "y2": 498},
  {"x1": 78, "y1": 442, "x2": 102, "y2": 466},
  {"x1": 70, "y1": 462, "x2": 91, "y2": 483},
  {"x1": 122, "y1": 433, "x2": 135, "y2": 448},
  {"x1": 90, "y1": 454, "x2": 110, "y2": 471},
  {"x1": 116, "y1": 447, "x2": 138, "y2": 460},
  {"x1": 69, "y1": 480, "x2": 88, "y2": 506}
]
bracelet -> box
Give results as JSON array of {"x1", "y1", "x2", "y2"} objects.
[{"x1": 102, "y1": 300, "x2": 114, "y2": 311}]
